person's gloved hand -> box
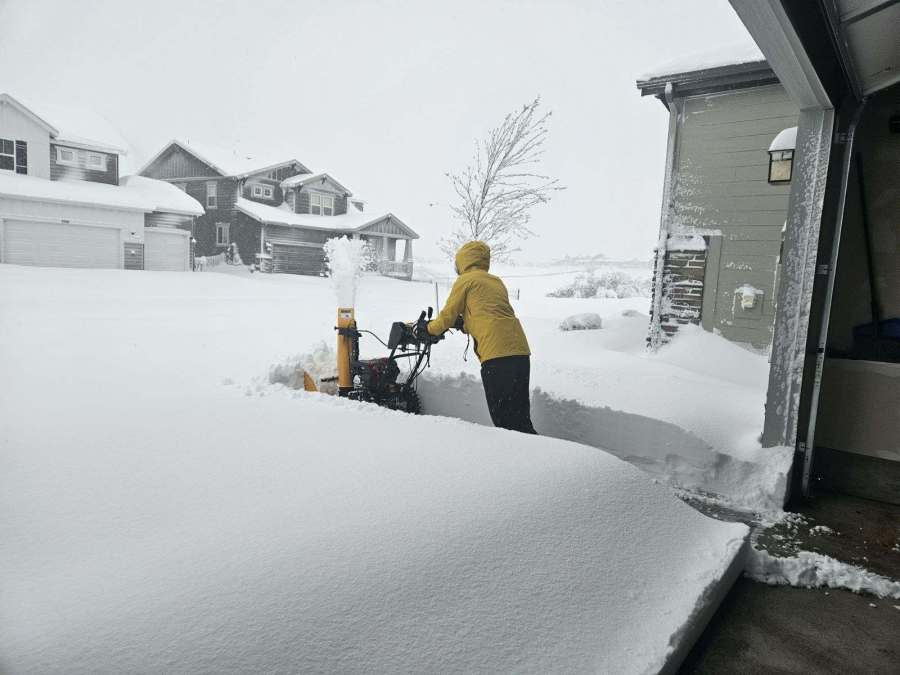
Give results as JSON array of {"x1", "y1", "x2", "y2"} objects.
[
  {"x1": 415, "y1": 318, "x2": 432, "y2": 343},
  {"x1": 452, "y1": 314, "x2": 465, "y2": 331}
]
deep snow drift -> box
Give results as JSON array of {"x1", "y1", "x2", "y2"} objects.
[{"x1": 0, "y1": 265, "x2": 749, "y2": 674}]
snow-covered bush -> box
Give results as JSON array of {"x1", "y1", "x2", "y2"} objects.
[
  {"x1": 547, "y1": 270, "x2": 651, "y2": 299},
  {"x1": 559, "y1": 313, "x2": 603, "y2": 331}
]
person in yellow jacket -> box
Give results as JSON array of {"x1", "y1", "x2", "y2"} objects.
[{"x1": 425, "y1": 240, "x2": 536, "y2": 434}]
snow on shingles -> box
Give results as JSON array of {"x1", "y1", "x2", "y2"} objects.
[
  {"x1": 0, "y1": 172, "x2": 203, "y2": 216},
  {"x1": 28, "y1": 101, "x2": 133, "y2": 155},
  {"x1": 118, "y1": 175, "x2": 205, "y2": 215},
  {"x1": 0, "y1": 265, "x2": 748, "y2": 674},
  {"x1": 237, "y1": 196, "x2": 398, "y2": 231},
  {"x1": 638, "y1": 41, "x2": 765, "y2": 80},
  {"x1": 171, "y1": 139, "x2": 305, "y2": 177}
]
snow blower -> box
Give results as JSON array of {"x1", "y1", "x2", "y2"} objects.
[{"x1": 317, "y1": 306, "x2": 443, "y2": 413}]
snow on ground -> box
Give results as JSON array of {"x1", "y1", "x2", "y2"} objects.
[
  {"x1": 0, "y1": 264, "x2": 749, "y2": 674},
  {"x1": 746, "y1": 549, "x2": 900, "y2": 600},
  {"x1": 414, "y1": 260, "x2": 790, "y2": 513},
  {"x1": 203, "y1": 258, "x2": 789, "y2": 513}
]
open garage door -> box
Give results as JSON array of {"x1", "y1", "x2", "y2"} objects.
[
  {"x1": 144, "y1": 228, "x2": 190, "y2": 271},
  {"x1": 2, "y1": 219, "x2": 120, "y2": 269}
]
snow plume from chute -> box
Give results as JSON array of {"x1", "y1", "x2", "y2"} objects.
[{"x1": 324, "y1": 236, "x2": 371, "y2": 307}]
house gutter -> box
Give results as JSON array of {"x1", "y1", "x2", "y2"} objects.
[{"x1": 800, "y1": 98, "x2": 866, "y2": 497}]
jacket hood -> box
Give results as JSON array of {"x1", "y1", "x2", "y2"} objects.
[{"x1": 455, "y1": 241, "x2": 491, "y2": 274}]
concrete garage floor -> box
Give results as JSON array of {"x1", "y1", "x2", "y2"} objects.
[{"x1": 679, "y1": 491, "x2": 900, "y2": 674}]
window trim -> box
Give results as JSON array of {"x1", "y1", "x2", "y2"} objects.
[
  {"x1": 206, "y1": 181, "x2": 218, "y2": 209},
  {"x1": 55, "y1": 146, "x2": 80, "y2": 167},
  {"x1": 14, "y1": 140, "x2": 27, "y2": 175},
  {"x1": 0, "y1": 138, "x2": 14, "y2": 173},
  {"x1": 310, "y1": 191, "x2": 334, "y2": 216},
  {"x1": 252, "y1": 184, "x2": 273, "y2": 198},
  {"x1": 215, "y1": 222, "x2": 230, "y2": 246},
  {"x1": 85, "y1": 151, "x2": 107, "y2": 171}
]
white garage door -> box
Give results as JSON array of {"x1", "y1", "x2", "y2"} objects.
[
  {"x1": 2, "y1": 219, "x2": 120, "y2": 269},
  {"x1": 144, "y1": 228, "x2": 190, "y2": 272}
]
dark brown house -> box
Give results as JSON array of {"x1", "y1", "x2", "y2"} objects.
[{"x1": 138, "y1": 140, "x2": 418, "y2": 278}]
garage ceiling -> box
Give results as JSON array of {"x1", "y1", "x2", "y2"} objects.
[{"x1": 832, "y1": 0, "x2": 900, "y2": 95}]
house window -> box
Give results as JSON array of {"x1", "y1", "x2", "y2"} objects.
[
  {"x1": 15, "y1": 141, "x2": 27, "y2": 174},
  {"x1": 310, "y1": 192, "x2": 334, "y2": 216},
  {"x1": 252, "y1": 184, "x2": 263, "y2": 197},
  {"x1": 0, "y1": 138, "x2": 14, "y2": 172},
  {"x1": 86, "y1": 152, "x2": 107, "y2": 171},
  {"x1": 252, "y1": 184, "x2": 273, "y2": 198},
  {"x1": 215, "y1": 222, "x2": 230, "y2": 246},
  {"x1": 206, "y1": 181, "x2": 217, "y2": 209},
  {"x1": 55, "y1": 146, "x2": 79, "y2": 167}
]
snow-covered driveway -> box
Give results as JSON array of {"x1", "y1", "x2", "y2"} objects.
[{"x1": 0, "y1": 265, "x2": 749, "y2": 674}]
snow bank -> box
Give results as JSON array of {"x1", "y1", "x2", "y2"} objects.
[
  {"x1": 560, "y1": 312, "x2": 603, "y2": 331},
  {"x1": 267, "y1": 341, "x2": 338, "y2": 394},
  {"x1": 746, "y1": 549, "x2": 900, "y2": 599},
  {"x1": 0, "y1": 264, "x2": 750, "y2": 673}
]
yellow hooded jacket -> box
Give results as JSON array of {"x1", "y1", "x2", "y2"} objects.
[{"x1": 427, "y1": 241, "x2": 530, "y2": 363}]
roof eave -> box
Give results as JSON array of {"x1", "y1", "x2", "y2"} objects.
[
  {"x1": 0, "y1": 190, "x2": 148, "y2": 214},
  {"x1": 236, "y1": 159, "x2": 311, "y2": 179},
  {"x1": 636, "y1": 60, "x2": 778, "y2": 99}
]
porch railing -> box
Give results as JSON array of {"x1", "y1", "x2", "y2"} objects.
[{"x1": 377, "y1": 260, "x2": 414, "y2": 280}]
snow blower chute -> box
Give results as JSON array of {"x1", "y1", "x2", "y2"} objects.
[{"x1": 312, "y1": 306, "x2": 444, "y2": 414}]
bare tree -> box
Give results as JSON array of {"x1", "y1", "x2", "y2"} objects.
[{"x1": 440, "y1": 97, "x2": 564, "y2": 260}]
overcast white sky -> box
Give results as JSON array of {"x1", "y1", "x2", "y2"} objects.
[{"x1": 0, "y1": 0, "x2": 756, "y2": 261}]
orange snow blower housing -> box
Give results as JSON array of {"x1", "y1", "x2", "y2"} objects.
[{"x1": 308, "y1": 305, "x2": 445, "y2": 413}]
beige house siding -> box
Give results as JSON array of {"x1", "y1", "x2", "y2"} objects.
[{"x1": 671, "y1": 84, "x2": 799, "y2": 348}]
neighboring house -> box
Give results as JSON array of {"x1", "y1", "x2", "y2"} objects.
[
  {"x1": 0, "y1": 94, "x2": 203, "y2": 271},
  {"x1": 637, "y1": 57, "x2": 800, "y2": 349},
  {"x1": 729, "y1": 0, "x2": 899, "y2": 505},
  {"x1": 139, "y1": 141, "x2": 419, "y2": 278}
]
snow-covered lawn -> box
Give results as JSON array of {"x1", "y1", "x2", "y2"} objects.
[{"x1": 0, "y1": 264, "x2": 757, "y2": 673}]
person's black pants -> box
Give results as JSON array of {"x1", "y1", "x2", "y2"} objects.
[{"x1": 481, "y1": 355, "x2": 537, "y2": 434}]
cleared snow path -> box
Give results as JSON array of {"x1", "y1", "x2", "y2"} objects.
[{"x1": 0, "y1": 265, "x2": 750, "y2": 674}]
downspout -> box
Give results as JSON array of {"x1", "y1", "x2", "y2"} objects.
[
  {"x1": 800, "y1": 98, "x2": 866, "y2": 497},
  {"x1": 648, "y1": 82, "x2": 681, "y2": 350}
]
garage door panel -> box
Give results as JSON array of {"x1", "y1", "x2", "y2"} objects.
[
  {"x1": 144, "y1": 228, "x2": 189, "y2": 272},
  {"x1": 3, "y1": 220, "x2": 120, "y2": 269}
]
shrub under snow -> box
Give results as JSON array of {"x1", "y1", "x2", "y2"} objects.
[
  {"x1": 547, "y1": 270, "x2": 651, "y2": 299},
  {"x1": 560, "y1": 313, "x2": 604, "y2": 331}
]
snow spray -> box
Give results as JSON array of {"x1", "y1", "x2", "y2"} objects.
[
  {"x1": 324, "y1": 237, "x2": 369, "y2": 394},
  {"x1": 323, "y1": 236, "x2": 370, "y2": 308}
]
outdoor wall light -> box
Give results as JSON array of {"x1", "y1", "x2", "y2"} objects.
[{"x1": 768, "y1": 126, "x2": 796, "y2": 184}]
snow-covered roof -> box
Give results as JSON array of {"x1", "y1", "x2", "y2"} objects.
[
  {"x1": 279, "y1": 172, "x2": 352, "y2": 195},
  {"x1": 236, "y1": 197, "x2": 417, "y2": 238},
  {"x1": 638, "y1": 42, "x2": 765, "y2": 80},
  {"x1": 0, "y1": 94, "x2": 59, "y2": 136},
  {"x1": 768, "y1": 126, "x2": 797, "y2": 152},
  {"x1": 28, "y1": 101, "x2": 132, "y2": 155},
  {"x1": 139, "y1": 140, "x2": 310, "y2": 179},
  {"x1": 0, "y1": 173, "x2": 203, "y2": 216},
  {"x1": 119, "y1": 175, "x2": 205, "y2": 215}
]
